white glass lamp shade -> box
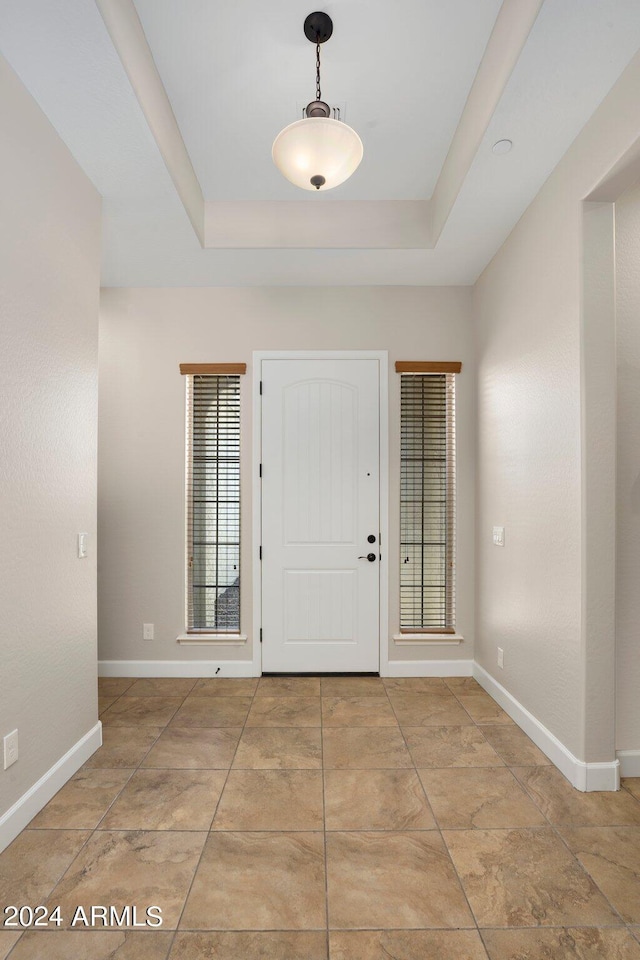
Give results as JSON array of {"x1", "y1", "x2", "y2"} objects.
[{"x1": 272, "y1": 116, "x2": 363, "y2": 191}]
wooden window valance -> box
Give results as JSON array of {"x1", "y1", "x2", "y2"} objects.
[
  {"x1": 180, "y1": 363, "x2": 247, "y2": 375},
  {"x1": 395, "y1": 361, "x2": 462, "y2": 374}
]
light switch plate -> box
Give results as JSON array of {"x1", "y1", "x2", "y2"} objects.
[
  {"x1": 493, "y1": 526, "x2": 505, "y2": 547},
  {"x1": 3, "y1": 729, "x2": 18, "y2": 769}
]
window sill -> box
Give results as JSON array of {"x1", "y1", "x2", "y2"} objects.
[
  {"x1": 177, "y1": 634, "x2": 248, "y2": 646},
  {"x1": 392, "y1": 633, "x2": 464, "y2": 645}
]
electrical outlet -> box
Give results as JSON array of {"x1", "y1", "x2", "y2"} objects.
[
  {"x1": 493, "y1": 526, "x2": 505, "y2": 547},
  {"x1": 3, "y1": 729, "x2": 18, "y2": 769},
  {"x1": 497, "y1": 647, "x2": 504, "y2": 669},
  {"x1": 143, "y1": 623, "x2": 154, "y2": 641}
]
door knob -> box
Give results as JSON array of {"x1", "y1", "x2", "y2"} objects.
[{"x1": 358, "y1": 553, "x2": 377, "y2": 562}]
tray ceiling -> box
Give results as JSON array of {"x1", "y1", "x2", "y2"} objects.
[{"x1": 1, "y1": 0, "x2": 640, "y2": 285}]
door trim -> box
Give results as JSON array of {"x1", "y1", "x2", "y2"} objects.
[{"x1": 252, "y1": 350, "x2": 389, "y2": 677}]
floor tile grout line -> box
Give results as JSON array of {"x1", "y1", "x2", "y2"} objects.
[
  {"x1": 445, "y1": 679, "x2": 515, "y2": 727},
  {"x1": 385, "y1": 690, "x2": 419, "y2": 769},
  {"x1": 321, "y1": 711, "x2": 331, "y2": 957},
  {"x1": 30, "y1": 700, "x2": 179, "y2": 826},
  {"x1": 97, "y1": 676, "x2": 136, "y2": 701},
  {"x1": 26, "y1": 688, "x2": 195, "y2": 942},
  {"x1": 121, "y1": 678, "x2": 200, "y2": 699},
  {"x1": 532, "y1": 797, "x2": 634, "y2": 928},
  {"x1": 449, "y1": 687, "x2": 502, "y2": 728},
  {"x1": 514, "y1": 766, "x2": 640, "y2": 822},
  {"x1": 97, "y1": 688, "x2": 126, "y2": 718},
  {"x1": 442, "y1": 698, "x2": 625, "y2": 936},
  {"x1": 15, "y1": 819, "x2": 100, "y2": 933},
  {"x1": 620, "y1": 780, "x2": 640, "y2": 798},
  {"x1": 445, "y1": 691, "x2": 636, "y2": 930},
  {"x1": 99, "y1": 691, "x2": 186, "y2": 771},
  {"x1": 384, "y1": 684, "x2": 483, "y2": 935},
  {"x1": 7, "y1": 676, "x2": 640, "y2": 948},
  {"x1": 410, "y1": 764, "x2": 442, "y2": 831},
  {"x1": 477, "y1": 922, "x2": 639, "y2": 930},
  {"x1": 476, "y1": 928, "x2": 493, "y2": 959},
  {"x1": 432, "y1": 711, "x2": 487, "y2": 937},
  {"x1": 141, "y1": 817, "x2": 626, "y2": 833},
  {"x1": 93, "y1": 687, "x2": 207, "y2": 950},
  {"x1": 165, "y1": 678, "x2": 258, "y2": 955},
  {"x1": 448, "y1": 688, "x2": 479, "y2": 726},
  {"x1": 3, "y1": 929, "x2": 23, "y2": 957},
  {"x1": 96, "y1": 680, "x2": 142, "y2": 723},
  {"x1": 170, "y1": 922, "x2": 635, "y2": 930},
  {"x1": 455, "y1": 725, "x2": 634, "y2": 930},
  {"x1": 76, "y1": 765, "x2": 139, "y2": 832},
  {"x1": 12, "y1": 685, "x2": 179, "y2": 929}
]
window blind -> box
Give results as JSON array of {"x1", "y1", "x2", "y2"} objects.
[
  {"x1": 185, "y1": 374, "x2": 241, "y2": 632},
  {"x1": 400, "y1": 373, "x2": 456, "y2": 632}
]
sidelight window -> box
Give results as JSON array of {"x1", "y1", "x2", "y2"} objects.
[
  {"x1": 184, "y1": 369, "x2": 242, "y2": 633},
  {"x1": 399, "y1": 367, "x2": 457, "y2": 633}
]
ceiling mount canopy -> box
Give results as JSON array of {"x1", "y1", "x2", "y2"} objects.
[
  {"x1": 303, "y1": 10, "x2": 333, "y2": 44},
  {"x1": 272, "y1": 11, "x2": 364, "y2": 192}
]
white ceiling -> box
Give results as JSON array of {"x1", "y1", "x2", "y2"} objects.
[
  {"x1": 1, "y1": 0, "x2": 640, "y2": 286},
  {"x1": 132, "y1": 0, "x2": 502, "y2": 202}
]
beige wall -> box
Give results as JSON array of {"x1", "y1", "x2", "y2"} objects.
[
  {"x1": 615, "y1": 180, "x2": 640, "y2": 754},
  {"x1": 0, "y1": 56, "x2": 101, "y2": 820},
  {"x1": 473, "y1": 52, "x2": 640, "y2": 761},
  {"x1": 98, "y1": 286, "x2": 474, "y2": 667}
]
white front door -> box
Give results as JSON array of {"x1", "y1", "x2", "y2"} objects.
[{"x1": 261, "y1": 358, "x2": 380, "y2": 672}]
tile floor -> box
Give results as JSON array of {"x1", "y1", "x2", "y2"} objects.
[{"x1": 0, "y1": 675, "x2": 639, "y2": 958}]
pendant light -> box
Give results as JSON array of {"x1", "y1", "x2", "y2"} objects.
[{"x1": 272, "y1": 12, "x2": 363, "y2": 192}]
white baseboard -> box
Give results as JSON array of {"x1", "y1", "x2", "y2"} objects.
[
  {"x1": 95, "y1": 657, "x2": 627, "y2": 792},
  {"x1": 473, "y1": 664, "x2": 620, "y2": 792},
  {"x1": 617, "y1": 749, "x2": 640, "y2": 778},
  {"x1": 0, "y1": 722, "x2": 102, "y2": 854},
  {"x1": 384, "y1": 659, "x2": 473, "y2": 678},
  {"x1": 98, "y1": 660, "x2": 258, "y2": 678},
  {"x1": 581, "y1": 761, "x2": 621, "y2": 792},
  {"x1": 101, "y1": 658, "x2": 471, "y2": 679}
]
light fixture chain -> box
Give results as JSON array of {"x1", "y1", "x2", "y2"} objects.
[
  {"x1": 274, "y1": 12, "x2": 363, "y2": 190},
  {"x1": 316, "y1": 39, "x2": 321, "y2": 101}
]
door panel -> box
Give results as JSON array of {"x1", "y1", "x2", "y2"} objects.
[
  {"x1": 261, "y1": 359, "x2": 380, "y2": 673},
  {"x1": 284, "y1": 569, "x2": 355, "y2": 642},
  {"x1": 283, "y1": 380, "x2": 357, "y2": 545}
]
